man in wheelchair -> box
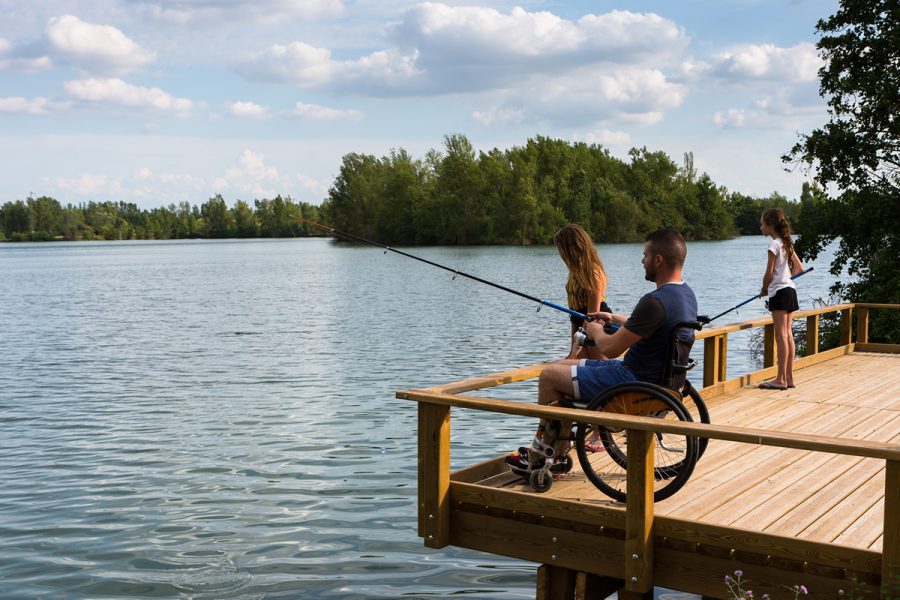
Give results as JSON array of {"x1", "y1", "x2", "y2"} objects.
[{"x1": 506, "y1": 228, "x2": 699, "y2": 477}]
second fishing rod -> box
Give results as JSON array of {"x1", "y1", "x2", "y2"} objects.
[{"x1": 292, "y1": 215, "x2": 592, "y2": 323}]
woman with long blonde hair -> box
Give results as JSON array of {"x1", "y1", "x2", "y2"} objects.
[{"x1": 554, "y1": 224, "x2": 610, "y2": 360}]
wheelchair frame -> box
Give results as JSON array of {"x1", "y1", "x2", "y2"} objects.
[{"x1": 511, "y1": 320, "x2": 710, "y2": 502}]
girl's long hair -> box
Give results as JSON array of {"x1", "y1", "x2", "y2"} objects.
[
  {"x1": 554, "y1": 224, "x2": 607, "y2": 296},
  {"x1": 762, "y1": 208, "x2": 795, "y2": 270}
]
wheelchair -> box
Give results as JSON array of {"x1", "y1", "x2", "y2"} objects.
[{"x1": 511, "y1": 320, "x2": 710, "y2": 502}]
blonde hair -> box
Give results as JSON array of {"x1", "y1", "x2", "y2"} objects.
[
  {"x1": 554, "y1": 224, "x2": 607, "y2": 296},
  {"x1": 762, "y1": 208, "x2": 796, "y2": 270}
]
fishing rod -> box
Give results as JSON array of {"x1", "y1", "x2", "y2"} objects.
[
  {"x1": 290, "y1": 215, "x2": 590, "y2": 322},
  {"x1": 706, "y1": 267, "x2": 814, "y2": 323}
]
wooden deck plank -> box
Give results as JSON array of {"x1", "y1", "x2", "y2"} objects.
[
  {"x1": 699, "y1": 411, "x2": 898, "y2": 526},
  {"x1": 831, "y1": 497, "x2": 885, "y2": 549},
  {"x1": 659, "y1": 402, "x2": 864, "y2": 517}
]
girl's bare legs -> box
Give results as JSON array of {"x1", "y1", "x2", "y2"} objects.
[
  {"x1": 784, "y1": 312, "x2": 796, "y2": 387},
  {"x1": 771, "y1": 310, "x2": 790, "y2": 387}
]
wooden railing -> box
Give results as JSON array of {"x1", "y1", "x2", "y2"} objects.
[
  {"x1": 397, "y1": 302, "x2": 900, "y2": 599},
  {"x1": 697, "y1": 302, "x2": 899, "y2": 396}
]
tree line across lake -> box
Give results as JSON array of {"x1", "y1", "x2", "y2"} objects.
[{"x1": 0, "y1": 135, "x2": 820, "y2": 245}]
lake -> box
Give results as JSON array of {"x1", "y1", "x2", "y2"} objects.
[{"x1": 0, "y1": 236, "x2": 842, "y2": 599}]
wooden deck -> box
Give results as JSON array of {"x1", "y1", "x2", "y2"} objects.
[
  {"x1": 480, "y1": 352, "x2": 898, "y2": 550},
  {"x1": 398, "y1": 303, "x2": 900, "y2": 600}
]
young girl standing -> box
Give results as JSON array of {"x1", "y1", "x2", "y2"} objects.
[
  {"x1": 554, "y1": 224, "x2": 610, "y2": 360},
  {"x1": 758, "y1": 208, "x2": 803, "y2": 390}
]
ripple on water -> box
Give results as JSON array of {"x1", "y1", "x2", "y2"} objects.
[{"x1": 0, "y1": 238, "x2": 843, "y2": 598}]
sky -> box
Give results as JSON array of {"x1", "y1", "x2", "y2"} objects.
[{"x1": 0, "y1": 0, "x2": 838, "y2": 210}]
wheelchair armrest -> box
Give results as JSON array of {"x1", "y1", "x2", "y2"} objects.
[{"x1": 672, "y1": 359, "x2": 698, "y2": 372}]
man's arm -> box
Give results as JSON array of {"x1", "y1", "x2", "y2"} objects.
[
  {"x1": 583, "y1": 321, "x2": 640, "y2": 358},
  {"x1": 585, "y1": 295, "x2": 666, "y2": 358}
]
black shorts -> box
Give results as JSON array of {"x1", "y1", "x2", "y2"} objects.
[
  {"x1": 571, "y1": 301, "x2": 612, "y2": 327},
  {"x1": 767, "y1": 287, "x2": 799, "y2": 313}
]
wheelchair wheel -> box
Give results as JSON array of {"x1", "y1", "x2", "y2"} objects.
[
  {"x1": 680, "y1": 380, "x2": 710, "y2": 459},
  {"x1": 574, "y1": 383, "x2": 699, "y2": 503}
]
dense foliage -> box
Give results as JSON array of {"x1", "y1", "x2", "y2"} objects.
[
  {"x1": 0, "y1": 195, "x2": 323, "y2": 241},
  {"x1": 2, "y1": 135, "x2": 803, "y2": 245},
  {"x1": 784, "y1": 0, "x2": 900, "y2": 342},
  {"x1": 322, "y1": 135, "x2": 741, "y2": 244}
]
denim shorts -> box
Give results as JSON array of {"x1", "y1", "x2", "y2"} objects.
[{"x1": 571, "y1": 359, "x2": 637, "y2": 402}]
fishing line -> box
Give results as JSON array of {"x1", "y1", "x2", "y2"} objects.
[{"x1": 290, "y1": 215, "x2": 589, "y2": 321}]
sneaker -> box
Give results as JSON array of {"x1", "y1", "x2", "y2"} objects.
[{"x1": 505, "y1": 453, "x2": 537, "y2": 471}]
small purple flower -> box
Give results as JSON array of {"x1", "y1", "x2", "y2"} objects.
[
  {"x1": 800, "y1": 586, "x2": 808, "y2": 595},
  {"x1": 725, "y1": 575, "x2": 731, "y2": 582},
  {"x1": 735, "y1": 570, "x2": 744, "y2": 577},
  {"x1": 745, "y1": 590, "x2": 753, "y2": 597}
]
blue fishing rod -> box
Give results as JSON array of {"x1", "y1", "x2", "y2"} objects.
[
  {"x1": 706, "y1": 267, "x2": 814, "y2": 322},
  {"x1": 292, "y1": 215, "x2": 590, "y2": 322}
]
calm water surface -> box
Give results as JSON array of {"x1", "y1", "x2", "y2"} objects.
[{"x1": 0, "y1": 237, "x2": 841, "y2": 599}]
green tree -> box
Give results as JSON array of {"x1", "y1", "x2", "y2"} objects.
[
  {"x1": 233, "y1": 200, "x2": 258, "y2": 237},
  {"x1": 784, "y1": 0, "x2": 900, "y2": 341},
  {"x1": 201, "y1": 194, "x2": 235, "y2": 238}
]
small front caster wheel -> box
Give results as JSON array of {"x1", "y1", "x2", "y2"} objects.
[{"x1": 530, "y1": 469, "x2": 553, "y2": 493}]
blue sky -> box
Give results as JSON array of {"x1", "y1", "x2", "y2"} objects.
[{"x1": 0, "y1": 0, "x2": 837, "y2": 209}]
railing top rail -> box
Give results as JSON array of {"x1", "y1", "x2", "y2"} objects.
[
  {"x1": 696, "y1": 303, "x2": 855, "y2": 338},
  {"x1": 396, "y1": 388, "x2": 900, "y2": 461}
]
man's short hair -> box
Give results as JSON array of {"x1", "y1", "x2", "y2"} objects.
[{"x1": 644, "y1": 228, "x2": 686, "y2": 269}]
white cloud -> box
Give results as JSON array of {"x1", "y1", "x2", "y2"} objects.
[
  {"x1": 137, "y1": 0, "x2": 345, "y2": 26},
  {"x1": 287, "y1": 101, "x2": 362, "y2": 121},
  {"x1": 237, "y1": 4, "x2": 688, "y2": 96},
  {"x1": 238, "y1": 42, "x2": 423, "y2": 94},
  {"x1": 389, "y1": 4, "x2": 686, "y2": 67},
  {"x1": 45, "y1": 173, "x2": 124, "y2": 196},
  {"x1": 45, "y1": 15, "x2": 156, "y2": 75},
  {"x1": 217, "y1": 149, "x2": 327, "y2": 199},
  {"x1": 472, "y1": 108, "x2": 524, "y2": 127},
  {"x1": 524, "y1": 67, "x2": 686, "y2": 125},
  {"x1": 0, "y1": 35, "x2": 53, "y2": 72},
  {"x1": 64, "y1": 78, "x2": 192, "y2": 115},
  {"x1": 572, "y1": 129, "x2": 631, "y2": 147},
  {"x1": 713, "y1": 42, "x2": 821, "y2": 82},
  {"x1": 297, "y1": 174, "x2": 328, "y2": 196},
  {"x1": 713, "y1": 108, "x2": 748, "y2": 128},
  {"x1": 224, "y1": 150, "x2": 290, "y2": 197},
  {"x1": 0, "y1": 96, "x2": 71, "y2": 114},
  {"x1": 229, "y1": 101, "x2": 271, "y2": 119}
]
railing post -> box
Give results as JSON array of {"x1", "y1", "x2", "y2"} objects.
[
  {"x1": 704, "y1": 335, "x2": 721, "y2": 387},
  {"x1": 763, "y1": 323, "x2": 775, "y2": 368},
  {"x1": 840, "y1": 307, "x2": 854, "y2": 346},
  {"x1": 806, "y1": 314, "x2": 819, "y2": 356},
  {"x1": 717, "y1": 332, "x2": 728, "y2": 383},
  {"x1": 884, "y1": 459, "x2": 899, "y2": 599},
  {"x1": 623, "y1": 429, "x2": 654, "y2": 597},
  {"x1": 419, "y1": 403, "x2": 450, "y2": 548},
  {"x1": 857, "y1": 306, "x2": 869, "y2": 344}
]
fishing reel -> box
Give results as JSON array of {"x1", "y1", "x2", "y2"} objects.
[{"x1": 573, "y1": 323, "x2": 619, "y2": 347}]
